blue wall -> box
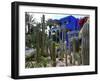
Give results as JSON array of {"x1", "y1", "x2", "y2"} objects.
[{"x1": 59, "y1": 15, "x2": 80, "y2": 31}]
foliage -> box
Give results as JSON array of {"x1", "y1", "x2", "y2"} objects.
[{"x1": 25, "y1": 56, "x2": 49, "y2": 68}]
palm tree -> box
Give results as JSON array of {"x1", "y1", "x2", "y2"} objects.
[{"x1": 25, "y1": 12, "x2": 35, "y2": 34}]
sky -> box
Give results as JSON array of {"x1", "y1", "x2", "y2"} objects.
[{"x1": 28, "y1": 12, "x2": 87, "y2": 23}]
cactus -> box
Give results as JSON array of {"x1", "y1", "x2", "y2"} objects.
[
  {"x1": 81, "y1": 22, "x2": 89, "y2": 65},
  {"x1": 36, "y1": 28, "x2": 40, "y2": 63},
  {"x1": 72, "y1": 38, "x2": 76, "y2": 65},
  {"x1": 51, "y1": 42, "x2": 56, "y2": 66},
  {"x1": 41, "y1": 15, "x2": 46, "y2": 56}
]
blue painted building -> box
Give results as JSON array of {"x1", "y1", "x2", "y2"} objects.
[
  {"x1": 50, "y1": 15, "x2": 80, "y2": 50},
  {"x1": 59, "y1": 15, "x2": 80, "y2": 31}
]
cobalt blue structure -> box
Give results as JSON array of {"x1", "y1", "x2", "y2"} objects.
[
  {"x1": 50, "y1": 15, "x2": 80, "y2": 50},
  {"x1": 59, "y1": 15, "x2": 80, "y2": 31},
  {"x1": 59, "y1": 15, "x2": 80, "y2": 50}
]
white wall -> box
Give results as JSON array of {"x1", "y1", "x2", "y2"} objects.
[{"x1": 0, "y1": 0, "x2": 99, "y2": 81}]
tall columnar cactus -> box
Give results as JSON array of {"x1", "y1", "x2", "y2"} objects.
[
  {"x1": 36, "y1": 27, "x2": 40, "y2": 63},
  {"x1": 81, "y1": 21, "x2": 89, "y2": 65},
  {"x1": 72, "y1": 38, "x2": 76, "y2": 65},
  {"x1": 45, "y1": 36, "x2": 49, "y2": 57},
  {"x1": 41, "y1": 15, "x2": 46, "y2": 56},
  {"x1": 60, "y1": 28, "x2": 67, "y2": 60},
  {"x1": 64, "y1": 41, "x2": 68, "y2": 66},
  {"x1": 72, "y1": 37, "x2": 81, "y2": 65},
  {"x1": 51, "y1": 42, "x2": 56, "y2": 67}
]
